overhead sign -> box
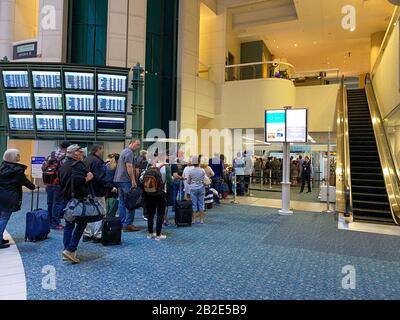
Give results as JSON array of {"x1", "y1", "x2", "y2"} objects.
[
  {"x1": 265, "y1": 110, "x2": 286, "y2": 143},
  {"x1": 13, "y1": 42, "x2": 38, "y2": 60},
  {"x1": 265, "y1": 108, "x2": 308, "y2": 143},
  {"x1": 286, "y1": 108, "x2": 308, "y2": 143},
  {"x1": 31, "y1": 157, "x2": 46, "y2": 179}
]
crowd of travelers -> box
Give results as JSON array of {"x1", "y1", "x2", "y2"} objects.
[{"x1": 0, "y1": 140, "x2": 313, "y2": 263}]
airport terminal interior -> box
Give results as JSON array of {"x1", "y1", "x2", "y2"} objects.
[{"x1": 0, "y1": 0, "x2": 400, "y2": 300}]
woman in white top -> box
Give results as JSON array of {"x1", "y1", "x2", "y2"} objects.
[{"x1": 182, "y1": 158, "x2": 194, "y2": 199}]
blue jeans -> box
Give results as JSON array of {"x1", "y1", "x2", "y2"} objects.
[
  {"x1": 46, "y1": 185, "x2": 66, "y2": 228},
  {"x1": 190, "y1": 187, "x2": 206, "y2": 212},
  {"x1": 172, "y1": 180, "x2": 185, "y2": 209},
  {"x1": 0, "y1": 209, "x2": 13, "y2": 241},
  {"x1": 117, "y1": 182, "x2": 136, "y2": 227},
  {"x1": 63, "y1": 220, "x2": 88, "y2": 252}
]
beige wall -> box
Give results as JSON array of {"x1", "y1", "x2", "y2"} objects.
[
  {"x1": 372, "y1": 24, "x2": 400, "y2": 118},
  {"x1": 296, "y1": 84, "x2": 339, "y2": 132},
  {"x1": 106, "y1": 0, "x2": 146, "y2": 67},
  {"x1": 8, "y1": 140, "x2": 35, "y2": 177}
]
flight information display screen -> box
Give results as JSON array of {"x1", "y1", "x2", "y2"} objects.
[
  {"x1": 5, "y1": 93, "x2": 32, "y2": 110},
  {"x1": 98, "y1": 74, "x2": 127, "y2": 92},
  {"x1": 66, "y1": 116, "x2": 95, "y2": 132},
  {"x1": 9, "y1": 114, "x2": 34, "y2": 131},
  {"x1": 32, "y1": 71, "x2": 61, "y2": 89},
  {"x1": 34, "y1": 93, "x2": 63, "y2": 111},
  {"x1": 36, "y1": 115, "x2": 64, "y2": 131},
  {"x1": 97, "y1": 96, "x2": 126, "y2": 113},
  {"x1": 97, "y1": 117, "x2": 125, "y2": 133},
  {"x1": 65, "y1": 72, "x2": 94, "y2": 90},
  {"x1": 66, "y1": 94, "x2": 95, "y2": 112},
  {"x1": 2, "y1": 71, "x2": 29, "y2": 88}
]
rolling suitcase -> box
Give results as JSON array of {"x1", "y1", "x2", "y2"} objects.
[
  {"x1": 101, "y1": 217, "x2": 122, "y2": 246},
  {"x1": 25, "y1": 187, "x2": 50, "y2": 242},
  {"x1": 175, "y1": 181, "x2": 192, "y2": 227}
]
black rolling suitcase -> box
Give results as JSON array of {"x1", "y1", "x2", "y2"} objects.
[
  {"x1": 175, "y1": 181, "x2": 192, "y2": 227},
  {"x1": 101, "y1": 217, "x2": 122, "y2": 246}
]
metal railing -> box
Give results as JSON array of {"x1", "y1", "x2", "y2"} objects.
[
  {"x1": 225, "y1": 61, "x2": 295, "y2": 82},
  {"x1": 335, "y1": 76, "x2": 353, "y2": 218},
  {"x1": 365, "y1": 76, "x2": 400, "y2": 225}
]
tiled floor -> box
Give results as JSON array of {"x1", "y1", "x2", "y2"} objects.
[{"x1": 0, "y1": 232, "x2": 27, "y2": 300}]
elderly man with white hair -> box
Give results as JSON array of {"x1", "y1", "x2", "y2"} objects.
[{"x1": 0, "y1": 149, "x2": 36, "y2": 249}]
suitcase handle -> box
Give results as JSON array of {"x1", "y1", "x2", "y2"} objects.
[{"x1": 31, "y1": 186, "x2": 40, "y2": 212}]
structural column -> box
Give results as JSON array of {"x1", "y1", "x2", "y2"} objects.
[{"x1": 0, "y1": 0, "x2": 15, "y2": 59}]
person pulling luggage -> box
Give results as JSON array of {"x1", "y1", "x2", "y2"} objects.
[{"x1": 0, "y1": 149, "x2": 36, "y2": 249}]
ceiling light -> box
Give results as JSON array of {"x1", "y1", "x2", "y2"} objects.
[
  {"x1": 313, "y1": 41, "x2": 317, "y2": 45},
  {"x1": 276, "y1": 46, "x2": 279, "y2": 49},
  {"x1": 294, "y1": 43, "x2": 298, "y2": 47},
  {"x1": 350, "y1": 27, "x2": 356, "y2": 32}
]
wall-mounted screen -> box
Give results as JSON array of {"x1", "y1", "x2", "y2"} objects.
[
  {"x1": 34, "y1": 93, "x2": 63, "y2": 111},
  {"x1": 97, "y1": 96, "x2": 126, "y2": 113},
  {"x1": 65, "y1": 72, "x2": 94, "y2": 90},
  {"x1": 286, "y1": 109, "x2": 308, "y2": 143},
  {"x1": 32, "y1": 71, "x2": 61, "y2": 89},
  {"x1": 36, "y1": 115, "x2": 64, "y2": 131},
  {"x1": 66, "y1": 116, "x2": 95, "y2": 132},
  {"x1": 2, "y1": 71, "x2": 29, "y2": 88},
  {"x1": 5, "y1": 93, "x2": 32, "y2": 110},
  {"x1": 9, "y1": 114, "x2": 34, "y2": 130},
  {"x1": 265, "y1": 110, "x2": 286, "y2": 143},
  {"x1": 97, "y1": 117, "x2": 125, "y2": 133},
  {"x1": 98, "y1": 74, "x2": 127, "y2": 92},
  {"x1": 66, "y1": 94, "x2": 95, "y2": 112}
]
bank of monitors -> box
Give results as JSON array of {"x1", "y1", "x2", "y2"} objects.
[
  {"x1": 2, "y1": 71, "x2": 29, "y2": 88},
  {"x1": 32, "y1": 71, "x2": 61, "y2": 89},
  {"x1": 97, "y1": 117, "x2": 126, "y2": 133},
  {"x1": 65, "y1": 72, "x2": 95, "y2": 90},
  {"x1": 9, "y1": 114, "x2": 34, "y2": 131},
  {"x1": 5, "y1": 93, "x2": 32, "y2": 110},
  {"x1": 66, "y1": 116, "x2": 95, "y2": 133},
  {"x1": 36, "y1": 115, "x2": 64, "y2": 131},
  {"x1": 34, "y1": 93, "x2": 63, "y2": 111},
  {"x1": 98, "y1": 74, "x2": 127, "y2": 93},
  {"x1": 66, "y1": 94, "x2": 95, "y2": 112}
]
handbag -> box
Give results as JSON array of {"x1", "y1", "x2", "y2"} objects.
[
  {"x1": 63, "y1": 175, "x2": 105, "y2": 223},
  {"x1": 124, "y1": 187, "x2": 143, "y2": 210},
  {"x1": 203, "y1": 169, "x2": 212, "y2": 186}
]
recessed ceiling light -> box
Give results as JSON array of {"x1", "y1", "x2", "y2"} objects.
[
  {"x1": 276, "y1": 46, "x2": 279, "y2": 49},
  {"x1": 313, "y1": 41, "x2": 317, "y2": 45},
  {"x1": 350, "y1": 27, "x2": 356, "y2": 32},
  {"x1": 294, "y1": 43, "x2": 298, "y2": 47}
]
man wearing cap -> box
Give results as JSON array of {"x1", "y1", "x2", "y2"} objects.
[
  {"x1": 42, "y1": 141, "x2": 71, "y2": 230},
  {"x1": 59, "y1": 145, "x2": 94, "y2": 264}
]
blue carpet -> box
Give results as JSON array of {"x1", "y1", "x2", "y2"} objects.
[{"x1": 5, "y1": 192, "x2": 400, "y2": 300}]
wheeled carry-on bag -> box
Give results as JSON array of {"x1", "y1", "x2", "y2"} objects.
[
  {"x1": 25, "y1": 187, "x2": 50, "y2": 242},
  {"x1": 175, "y1": 181, "x2": 192, "y2": 227},
  {"x1": 101, "y1": 217, "x2": 122, "y2": 246}
]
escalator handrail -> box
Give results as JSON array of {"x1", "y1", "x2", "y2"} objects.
[
  {"x1": 365, "y1": 77, "x2": 400, "y2": 225},
  {"x1": 335, "y1": 76, "x2": 353, "y2": 217}
]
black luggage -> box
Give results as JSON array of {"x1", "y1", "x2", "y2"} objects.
[
  {"x1": 25, "y1": 187, "x2": 50, "y2": 242},
  {"x1": 101, "y1": 217, "x2": 122, "y2": 246},
  {"x1": 125, "y1": 188, "x2": 143, "y2": 210},
  {"x1": 175, "y1": 181, "x2": 192, "y2": 227}
]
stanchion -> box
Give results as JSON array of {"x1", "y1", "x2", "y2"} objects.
[
  {"x1": 279, "y1": 142, "x2": 293, "y2": 215},
  {"x1": 323, "y1": 129, "x2": 333, "y2": 213},
  {"x1": 231, "y1": 173, "x2": 239, "y2": 204},
  {"x1": 269, "y1": 169, "x2": 272, "y2": 189}
]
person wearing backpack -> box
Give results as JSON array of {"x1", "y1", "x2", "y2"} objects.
[
  {"x1": 142, "y1": 154, "x2": 167, "y2": 241},
  {"x1": 42, "y1": 141, "x2": 71, "y2": 230}
]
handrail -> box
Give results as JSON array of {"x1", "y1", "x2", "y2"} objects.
[
  {"x1": 371, "y1": 7, "x2": 400, "y2": 77},
  {"x1": 336, "y1": 76, "x2": 353, "y2": 219},
  {"x1": 365, "y1": 76, "x2": 400, "y2": 225},
  {"x1": 225, "y1": 61, "x2": 295, "y2": 70}
]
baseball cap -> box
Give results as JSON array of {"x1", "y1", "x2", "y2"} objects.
[
  {"x1": 60, "y1": 141, "x2": 72, "y2": 149},
  {"x1": 67, "y1": 144, "x2": 84, "y2": 154}
]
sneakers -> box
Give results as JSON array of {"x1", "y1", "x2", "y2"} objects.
[
  {"x1": 62, "y1": 250, "x2": 80, "y2": 264},
  {"x1": 147, "y1": 233, "x2": 155, "y2": 239},
  {"x1": 123, "y1": 225, "x2": 141, "y2": 232},
  {"x1": 155, "y1": 234, "x2": 167, "y2": 241},
  {"x1": 143, "y1": 215, "x2": 148, "y2": 221},
  {"x1": 0, "y1": 243, "x2": 10, "y2": 249}
]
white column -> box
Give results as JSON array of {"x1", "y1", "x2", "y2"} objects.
[
  {"x1": 0, "y1": 0, "x2": 15, "y2": 60},
  {"x1": 279, "y1": 142, "x2": 293, "y2": 215}
]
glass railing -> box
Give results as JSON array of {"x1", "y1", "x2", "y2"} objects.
[
  {"x1": 366, "y1": 77, "x2": 400, "y2": 225},
  {"x1": 225, "y1": 61, "x2": 295, "y2": 82},
  {"x1": 335, "y1": 76, "x2": 353, "y2": 219},
  {"x1": 383, "y1": 106, "x2": 400, "y2": 181}
]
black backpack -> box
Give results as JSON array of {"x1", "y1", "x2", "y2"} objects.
[
  {"x1": 142, "y1": 167, "x2": 164, "y2": 196},
  {"x1": 42, "y1": 153, "x2": 64, "y2": 186}
]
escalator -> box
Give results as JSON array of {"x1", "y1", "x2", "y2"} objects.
[{"x1": 347, "y1": 89, "x2": 393, "y2": 224}]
